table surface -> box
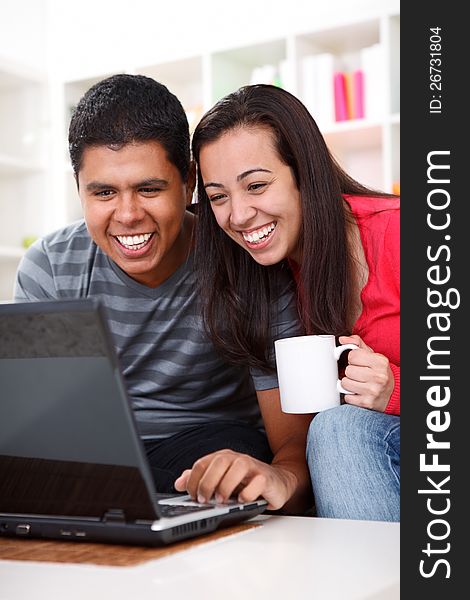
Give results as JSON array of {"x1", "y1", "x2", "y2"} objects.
[{"x1": 0, "y1": 514, "x2": 400, "y2": 600}]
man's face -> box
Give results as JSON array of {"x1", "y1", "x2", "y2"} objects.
[{"x1": 78, "y1": 141, "x2": 194, "y2": 287}]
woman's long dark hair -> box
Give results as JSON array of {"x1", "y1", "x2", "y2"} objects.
[{"x1": 192, "y1": 84, "x2": 391, "y2": 370}]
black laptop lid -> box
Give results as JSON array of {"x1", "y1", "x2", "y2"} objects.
[{"x1": 0, "y1": 299, "x2": 159, "y2": 522}]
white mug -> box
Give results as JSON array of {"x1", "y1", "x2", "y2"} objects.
[{"x1": 274, "y1": 334, "x2": 358, "y2": 413}]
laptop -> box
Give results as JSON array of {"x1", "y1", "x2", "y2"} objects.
[{"x1": 0, "y1": 298, "x2": 267, "y2": 546}]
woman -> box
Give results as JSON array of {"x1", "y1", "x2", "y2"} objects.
[{"x1": 191, "y1": 84, "x2": 400, "y2": 522}]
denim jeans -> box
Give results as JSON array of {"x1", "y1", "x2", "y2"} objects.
[{"x1": 306, "y1": 404, "x2": 400, "y2": 522}]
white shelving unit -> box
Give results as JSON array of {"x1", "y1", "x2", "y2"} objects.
[
  {"x1": 0, "y1": 58, "x2": 49, "y2": 300},
  {"x1": 0, "y1": 5, "x2": 399, "y2": 301},
  {"x1": 60, "y1": 8, "x2": 400, "y2": 222}
]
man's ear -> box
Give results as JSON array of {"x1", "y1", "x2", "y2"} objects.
[{"x1": 186, "y1": 160, "x2": 196, "y2": 206}]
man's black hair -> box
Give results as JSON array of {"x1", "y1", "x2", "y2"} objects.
[{"x1": 68, "y1": 73, "x2": 190, "y2": 181}]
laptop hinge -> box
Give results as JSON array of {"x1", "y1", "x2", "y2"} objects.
[{"x1": 103, "y1": 508, "x2": 126, "y2": 523}]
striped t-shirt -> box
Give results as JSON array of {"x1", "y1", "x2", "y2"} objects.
[{"x1": 14, "y1": 220, "x2": 303, "y2": 440}]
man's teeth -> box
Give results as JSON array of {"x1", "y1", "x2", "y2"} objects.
[
  {"x1": 116, "y1": 233, "x2": 153, "y2": 250},
  {"x1": 242, "y1": 223, "x2": 276, "y2": 244}
]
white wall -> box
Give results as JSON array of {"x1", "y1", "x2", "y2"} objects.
[
  {"x1": 45, "y1": 0, "x2": 399, "y2": 80},
  {"x1": 0, "y1": 0, "x2": 48, "y2": 71},
  {"x1": 0, "y1": 0, "x2": 399, "y2": 78}
]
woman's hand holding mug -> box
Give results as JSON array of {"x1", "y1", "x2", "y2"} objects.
[{"x1": 337, "y1": 334, "x2": 394, "y2": 413}]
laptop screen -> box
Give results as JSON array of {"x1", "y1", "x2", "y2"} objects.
[{"x1": 0, "y1": 300, "x2": 158, "y2": 522}]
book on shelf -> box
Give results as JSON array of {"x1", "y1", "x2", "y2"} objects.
[
  {"x1": 301, "y1": 54, "x2": 365, "y2": 125},
  {"x1": 333, "y1": 71, "x2": 348, "y2": 122},
  {"x1": 340, "y1": 69, "x2": 365, "y2": 120},
  {"x1": 300, "y1": 42, "x2": 386, "y2": 125},
  {"x1": 360, "y1": 43, "x2": 386, "y2": 119},
  {"x1": 301, "y1": 53, "x2": 335, "y2": 127},
  {"x1": 353, "y1": 70, "x2": 365, "y2": 119},
  {"x1": 344, "y1": 72, "x2": 354, "y2": 119}
]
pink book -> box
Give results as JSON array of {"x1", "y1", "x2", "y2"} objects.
[
  {"x1": 353, "y1": 69, "x2": 365, "y2": 119},
  {"x1": 334, "y1": 72, "x2": 348, "y2": 121}
]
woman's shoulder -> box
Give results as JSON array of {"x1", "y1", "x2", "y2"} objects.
[
  {"x1": 345, "y1": 194, "x2": 399, "y2": 248},
  {"x1": 343, "y1": 193, "x2": 400, "y2": 216}
]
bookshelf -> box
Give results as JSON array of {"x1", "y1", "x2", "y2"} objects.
[
  {"x1": 0, "y1": 5, "x2": 400, "y2": 300},
  {"x1": 0, "y1": 59, "x2": 48, "y2": 300},
  {"x1": 59, "y1": 9, "x2": 400, "y2": 222}
]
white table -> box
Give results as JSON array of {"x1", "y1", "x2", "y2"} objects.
[{"x1": 0, "y1": 515, "x2": 399, "y2": 600}]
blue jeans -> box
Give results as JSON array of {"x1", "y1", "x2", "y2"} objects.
[{"x1": 306, "y1": 404, "x2": 400, "y2": 522}]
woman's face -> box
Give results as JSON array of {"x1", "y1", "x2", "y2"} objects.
[{"x1": 198, "y1": 126, "x2": 302, "y2": 265}]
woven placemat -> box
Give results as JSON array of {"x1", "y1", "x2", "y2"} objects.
[{"x1": 0, "y1": 522, "x2": 260, "y2": 567}]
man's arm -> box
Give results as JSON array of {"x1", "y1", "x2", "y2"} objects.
[{"x1": 174, "y1": 387, "x2": 313, "y2": 513}]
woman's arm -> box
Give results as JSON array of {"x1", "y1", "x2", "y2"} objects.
[{"x1": 257, "y1": 387, "x2": 314, "y2": 513}]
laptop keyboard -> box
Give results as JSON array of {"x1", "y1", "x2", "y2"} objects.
[{"x1": 159, "y1": 503, "x2": 215, "y2": 518}]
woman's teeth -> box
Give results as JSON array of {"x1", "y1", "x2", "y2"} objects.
[
  {"x1": 116, "y1": 233, "x2": 153, "y2": 250},
  {"x1": 242, "y1": 222, "x2": 276, "y2": 244}
]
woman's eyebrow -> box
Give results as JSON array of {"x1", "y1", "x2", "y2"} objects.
[
  {"x1": 237, "y1": 168, "x2": 272, "y2": 182},
  {"x1": 204, "y1": 168, "x2": 272, "y2": 189},
  {"x1": 204, "y1": 181, "x2": 223, "y2": 189}
]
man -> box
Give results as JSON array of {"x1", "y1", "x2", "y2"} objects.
[{"x1": 15, "y1": 74, "x2": 312, "y2": 513}]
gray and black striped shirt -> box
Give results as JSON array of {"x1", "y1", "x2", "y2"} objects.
[{"x1": 14, "y1": 220, "x2": 303, "y2": 440}]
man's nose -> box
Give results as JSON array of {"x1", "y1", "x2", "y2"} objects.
[{"x1": 113, "y1": 192, "x2": 145, "y2": 224}]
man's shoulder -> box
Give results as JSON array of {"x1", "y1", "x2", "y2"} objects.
[
  {"x1": 19, "y1": 219, "x2": 97, "y2": 281},
  {"x1": 40, "y1": 219, "x2": 91, "y2": 252},
  {"x1": 15, "y1": 221, "x2": 97, "y2": 300}
]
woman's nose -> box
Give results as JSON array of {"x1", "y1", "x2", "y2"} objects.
[{"x1": 229, "y1": 195, "x2": 257, "y2": 228}]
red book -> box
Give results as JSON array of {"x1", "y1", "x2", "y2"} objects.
[{"x1": 333, "y1": 72, "x2": 348, "y2": 121}]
